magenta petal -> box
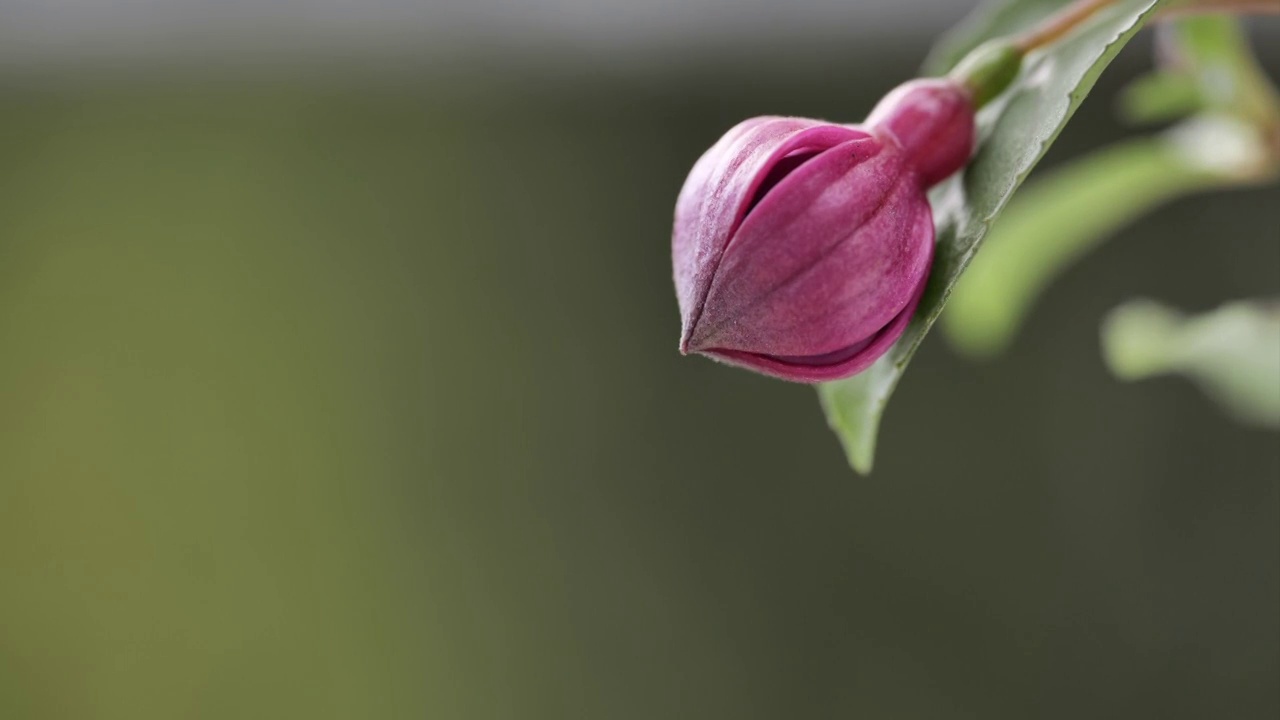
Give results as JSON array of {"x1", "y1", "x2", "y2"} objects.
[
  {"x1": 696, "y1": 257, "x2": 931, "y2": 383},
  {"x1": 688, "y1": 139, "x2": 933, "y2": 359},
  {"x1": 673, "y1": 118, "x2": 870, "y2": 348}
]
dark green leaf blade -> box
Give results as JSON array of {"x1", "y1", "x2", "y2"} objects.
[
  {"x1": 818, "y1": 0, "x2": 1167, "y2": 474},
  {"x1": 941, "y1": 135, "x2": 1222, "y2": 357},
  {"x1": 947, "y1": 12, "x2": 1278, "y2": 357}
]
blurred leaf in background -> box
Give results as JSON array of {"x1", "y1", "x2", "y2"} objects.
[
  {"x1": 944, "y1": 14, "x2": 1280, "y2": 357},
  {"x1": 941, "y1": 116, "x2": 1268, "y2": 356},
  {"x1": 1102, "y1": 298, "x2": 1280, "y2": 426}
]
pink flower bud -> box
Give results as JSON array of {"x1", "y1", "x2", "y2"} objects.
[
  {"x1": 672, "y1": 80, "x2": 975, "y2": 383},
  {"x1": 865, "y1": 79, "x2": 976, "y2": 188}
]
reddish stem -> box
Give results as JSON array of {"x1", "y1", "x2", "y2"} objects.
[{"x1": 1013, "y1": 0, "x2": 1117, "y2": 53}]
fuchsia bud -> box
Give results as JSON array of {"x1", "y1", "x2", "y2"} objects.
[
  {"x1": 866, "y1": 79, "x2": 977, "y2": 188},
  {"x1": 672, "y1": 78, "x2": 976, "y2": 382}
]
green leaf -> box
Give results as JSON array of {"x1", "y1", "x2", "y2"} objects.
[
  {"x1": 1101, "y1": 299, "x2": 1280, "y2": 427},
  {"x1": 1119, "y1": 71, "x2": 1206, "y2": 124},
  {"x1": 818, "y1": 0, "x2": 1167, "y2": 474},
  {"x1": 944, "y1": 11, "x2": 1280, "y2": 359}
]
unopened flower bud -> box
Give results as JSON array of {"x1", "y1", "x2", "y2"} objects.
[
  {"x1": 865, "y1": 78, "x2": 976, "y2": 187},
  {"x1": 672, "y1": 79, "x2": 976, "y2": 382}
]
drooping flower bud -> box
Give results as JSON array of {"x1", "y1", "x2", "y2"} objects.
[
  {"x1": 865, "y1": 78, "x2": 976, "y2": 188},
  {"x1": 672, "y1": 79, "x2": 975, "y2": 382}
]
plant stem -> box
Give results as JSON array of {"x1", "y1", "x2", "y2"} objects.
[
  {"x1": 952, "y1": 0, "x2": 1121, "y2": 107},
  {"x1": 1014, "y1": 0, "x2": 1117, "y2": 54},
  {"x1": 950, "y1": 41, "x2": 1025, "y2": 108}
]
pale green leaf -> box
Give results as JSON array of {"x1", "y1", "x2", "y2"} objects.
[
  {"x1": 1119, "y1": 71, "x2": 1205, "y2": 123},
  {"x1": 1102, "y1": 299, "x2": 1280, "y2": 427}
]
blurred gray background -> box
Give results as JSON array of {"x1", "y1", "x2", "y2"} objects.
[{"x1": 0, "y1": 1, "x2": 1277, "y2": 718}]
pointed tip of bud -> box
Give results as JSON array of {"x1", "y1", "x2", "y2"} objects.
[{"x1": 678, "y1": 323, "x2": 697, "y2": 356}]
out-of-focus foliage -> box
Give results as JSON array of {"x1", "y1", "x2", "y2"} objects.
[
  {"x1": 1134, "y1": 12, "x2": 1280, "y2": 128},
  {"x1": 942, "y1": 117, "x2": 1265, "y2": 356},
  {"x1": 1102, "y1": 299, "x2": 1280, "y2": 426},
  {"x1": 943, "y1": 135, "x2": 1206, "y2": 357},
  {"x1": 0, "y1": 6, "x2": 1276, "y2": 720},
  {"x1": 943, "y1": 13, "x2": 1278, "y2": 366},
  {"x1": 819, "y1": 0, "x2": 1164, "y2": 474},
  {"x1": 1119, "y1": 70, "x2": 1206, "y2": 123}
]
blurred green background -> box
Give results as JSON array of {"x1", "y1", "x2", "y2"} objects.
[{"x1": 0, "y1": 13, "x2": 1277, "y2": 720}]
